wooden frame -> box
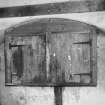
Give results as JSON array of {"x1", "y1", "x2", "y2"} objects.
[
  {"x1": 5, "y1": 32, "x2": 97, "y2": 86},
  {"x1": 4, "y1": 19, "x2": 97, "y2": 86}
]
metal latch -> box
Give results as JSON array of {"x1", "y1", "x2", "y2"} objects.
[
  {"x1": 9, "y1": 43, "x2": 26, "y2": 49},
  {"x1": 73, "y1": 40, "x2": 92, "y2": 45}
]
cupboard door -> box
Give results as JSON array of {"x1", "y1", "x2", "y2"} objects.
[
  {"x1": 6, "y1": 35, "x2": 46, "y2": 84},
  {"x1": 72, "y1": 33, "x2": 91, "y2": 74},
  {"x1": 47, "y1": 32, "x2": 91, "y2": 84},
  {"x1": 5, "y1": 32, "x2": 96, "y2": 86},
  {"x1": 47, "y1": 32, "x2": 73, "y2": 83},
  {"x1": 71, "y1": 33, "x2": 91, "y2": 83}
]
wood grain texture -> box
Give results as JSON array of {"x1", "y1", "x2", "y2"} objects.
[
  {"x1": 5, "y1": 19, "x2": 97, "y2": 86},
  {"x1": 5, "y1": 32, "x2": 96, "y2": 85},
  {"x1": 48, "y1": 32, "x2": 92, "y2": 83},
  {"x1": 72, "y1": 33, "x2": 91, "y2": 74},
  {"x1": 6, "y1": 36, "x2": 46, "y2": 84},
  {"x1": 47, "y1": 32, "x2": 72, "y2": 83}
]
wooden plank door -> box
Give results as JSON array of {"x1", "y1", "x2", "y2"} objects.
[
  {"x1": 47, "y1": 31, "x2": 91, "y2": 84},
  {"x1": 5, "y1": 31, "x2": 94, "y2": 86},
  {"x1": 71, "y1": 33, "x2": 91, "y2": 83},
  {"x1": 5, "y1": 35, "x2": 46, "y2": 84},
  {"x1": 46, "y1": 32, "x2": 73, "y2": 84}
]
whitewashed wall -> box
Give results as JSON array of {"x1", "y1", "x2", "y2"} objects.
[{"x1": 0, "y1": 0, "x2": 105, "y2": 105}]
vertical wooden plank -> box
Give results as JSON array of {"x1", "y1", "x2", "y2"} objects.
[
  {"x1": 47, "y1": 32, "x2": 73, "y2": 83},
  {"x1": 12, "y1": 46, "x2": 23, "y2": 83},
  {"x1": 72, "y1": 33, "x2": 91, "y2": 74},
  {"x1": 5, "y1": 36, "x2": 11, "y2": 84},
  {"x1": 5, "y1": 36, "x2": 14, "y2": 84},
  {"x1": 46, "y1": 32, "x2": 50, "y2": 82},
  {"x1": 71, "y1": 32, "x2": 91, "y2": 83},
  {"x1": 90, "y1": 28, "x2": 97, "y2": 85},
  {"x1": 47, "y1": 32, "x2": 58, "y2": 83},
  {"x1": 54, "y1": 87, "x2": 62, "y2": 105},
  {"x1": 22, "y1": 35, "x2": 46, "y2": 83}
]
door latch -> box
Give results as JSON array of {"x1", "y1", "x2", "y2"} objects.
[
  {"x1": 73, "y1": 40, "x2": 92, "y2": 45},
  {"x1": 9, "y1": 43, "x2": 26, "y2": 49}
]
